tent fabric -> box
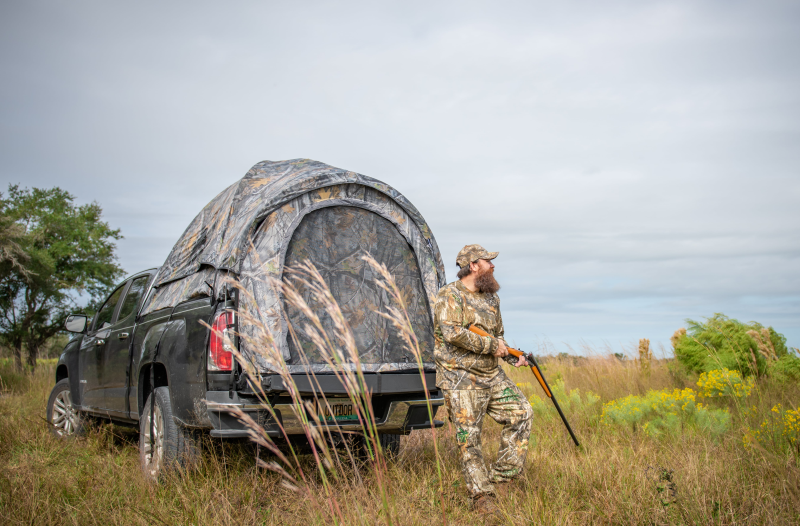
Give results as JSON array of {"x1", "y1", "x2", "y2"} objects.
[
  {"x1": 150, "y1": 159, "x2": 445, "y2": 288},
  {"x1": 140, "y1": 159, "x2": 446, "y2": 373},
  {"x1": 238, "y1": 184, "x2": 438, "y2": 372},
  {"x1": 141, "y1": 267, "x2": 216, "y2": 314},
  {"x1": 283, "y1": 206, "x2": 433, "y2": 366}
]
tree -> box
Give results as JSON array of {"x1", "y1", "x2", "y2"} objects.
[
  {"x1": 0, "y1": 185, "x2": 123, "y2": 372},
  {"x1": 0, "y1": 213, "x2": 30, "y2": 277}
]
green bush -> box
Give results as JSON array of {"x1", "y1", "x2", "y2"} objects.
[
  {"x1": 520, "y1": 378, "x2": 600, "y2": 421},
  {"x1": 672, "y1": 313, "x2": 788, "y2": 376},
  {"x1": 600, "y1": 388, "x2": 731, "y2": 437},
  {"x1": 769, "y1": 353, "x2": 800, "y2": 382},
  {"x1": 743, "y1": 404, "x2": 800, "y2": 455},
  {"x1": 696, "y1": 368, "x2": 754, "y2": 399}
]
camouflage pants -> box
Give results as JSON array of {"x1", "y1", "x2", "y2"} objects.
[{"x1": 444, "y1": 379, "x2": 533, "y2": 498}]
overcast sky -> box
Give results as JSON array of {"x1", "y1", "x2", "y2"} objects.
[{"x1": 2, "y1": 1, "x2": 798, "y2": 354}]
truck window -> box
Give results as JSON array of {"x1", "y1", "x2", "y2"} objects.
[
  {"x1": 93, "y1": 285, "x2": 125, "y2": 330},
  {"x1": 117, "y1": 275, "x2": 150, "y2": 321}
]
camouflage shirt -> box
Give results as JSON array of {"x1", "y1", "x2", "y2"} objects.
[{"x1": 433, "y1": 280, "x2": 515, "y2": 390}]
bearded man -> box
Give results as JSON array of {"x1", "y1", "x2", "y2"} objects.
[{"x1": 433, "y1": 244, "x2": 533, "y2": 514}]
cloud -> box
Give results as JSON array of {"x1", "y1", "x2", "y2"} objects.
[{"x1": 1, "y1": 0, "x2": 798, "y2": 350}]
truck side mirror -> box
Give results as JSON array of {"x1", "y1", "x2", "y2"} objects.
[{"x1": 65, "y1": 314, "x2": 88, "y2": 333}]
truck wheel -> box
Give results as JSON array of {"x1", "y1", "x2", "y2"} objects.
[
  {"x1": 379, "y1": 433, "x2": 401, "y2": 459},
  {"x1": 356, "y1": 433, "x2": 402, "y2": 461},
  {"x1": 47, "y1": 379, "x2": 87, "y2": 438},
  {"x1": 139, "y1": 386, "x2": 199, "y2": 481}
]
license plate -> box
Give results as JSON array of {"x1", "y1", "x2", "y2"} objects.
[{"x1": 315, "y1": 400, "x2": 359, "y2": 422}]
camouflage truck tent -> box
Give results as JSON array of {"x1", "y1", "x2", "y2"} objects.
[{"x1": 140, "y1": 159, "x2": 446, "y2": 374}]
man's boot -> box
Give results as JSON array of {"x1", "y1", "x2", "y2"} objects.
[{"x1": 471, "y1": 493, "x2": 500, "y2": 518}]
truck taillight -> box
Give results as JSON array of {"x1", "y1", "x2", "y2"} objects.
[{"x1": 208, "y1": 311, "x2": 235, "y2": 371}]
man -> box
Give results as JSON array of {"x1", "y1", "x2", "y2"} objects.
[{"x1": 433, "y1": 244, "x2": 533, "y2": 515}]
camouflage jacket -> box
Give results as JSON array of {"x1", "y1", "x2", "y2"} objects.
[{"x1": 433, "y1": 280, "x2": 515, "y2": 390}]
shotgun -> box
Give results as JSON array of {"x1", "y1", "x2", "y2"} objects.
[{"x1": 468, "y1": 324, "x2": 580, "y2": 447}]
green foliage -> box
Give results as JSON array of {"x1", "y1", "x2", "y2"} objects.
[
  {"x1": 768, "y1": 353, "x2": 800, "y2": 383},
  {"x1": 0, "y1": 185, "x2": 123, "y2": 370},
  {"x1": 743, "y1": 404, "x2": 800, "y2": 456},
  {"x1": 0, "y1": 357, "x2": 58, "y2": 392},
  {"x1": 672, "y1": 313, "x2": 788, "y2": 377},
  {"x1": 521, "y1": 378, "x2": 600, "y2": 421},
  {"x1": 696, "y1": 368, "x2": 754, "y2": 399},
  {"x1": 600, "y1": 388, "x2": 731, "y2": 438},
  {"x1": 0, "y1": 215, "x2": 30, "y2": 277}
]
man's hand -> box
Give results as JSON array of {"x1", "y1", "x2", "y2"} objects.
[
  {"x1": 493, "y1": 339, "x2": 508, "y2": 358},
  {"x1": 514, "y1": 354, "x2": 529, "y2": 367}
]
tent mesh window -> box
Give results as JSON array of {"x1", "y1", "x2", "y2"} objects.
[{"x1": 283, "y1": 206, "x2": 434, "y2": 364}]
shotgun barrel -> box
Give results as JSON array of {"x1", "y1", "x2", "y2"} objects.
[{"x1": 468, "y1": 324, "x2": 581, "y2": 447}]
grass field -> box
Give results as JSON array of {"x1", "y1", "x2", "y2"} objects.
[{"x1": 1, "y1": 354, "x2": 798, "y2": 525}]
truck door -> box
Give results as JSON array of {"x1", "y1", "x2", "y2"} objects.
[
  {"x1": 79, "y1": 283, "x2": 125, "y2": 412},
  {"x1": 102, "y1": 274, "x2": 150, "y2": 416}
]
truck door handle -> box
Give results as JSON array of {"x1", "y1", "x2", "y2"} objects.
[
  {"x1": 95, "y1": 339, "x2": 105, "y2": 346},
  {"x1": 118, "y1": 332, "x2": 129, "y2": 340}
]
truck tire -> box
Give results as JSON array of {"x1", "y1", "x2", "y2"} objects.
[
  {"x1": 46, "y1": 379, "x2": 86, "y2": 438},
  {"x1": 356, "y1": 433, "x2": 402, "y2": 461},
  {"x1": 140, "y1": 386, "x2": 199, "y2": 481},
  {"x1": 379, "y1": 433, "x2": 401, "y2": 459}
]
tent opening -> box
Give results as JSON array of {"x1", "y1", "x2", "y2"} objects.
[{"x1": 282, "y1": 205, "x2": 434, "y2": 364}]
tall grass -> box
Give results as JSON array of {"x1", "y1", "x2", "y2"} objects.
[
  {"x1": 219, "y1": 257, "x2": 457, "y2": 524},
  {"x1": 214, "y1": 258, "x2": 443, "y2": 525},
  {"x1": 1, "y1": 311, "x2": 799, "y2": 522}
]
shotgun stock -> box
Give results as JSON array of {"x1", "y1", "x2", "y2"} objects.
[{"x1": 468, "y1": 324, "x2": 580, "y2": 447}]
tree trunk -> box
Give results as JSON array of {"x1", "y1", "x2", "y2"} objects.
[
  {"x1": 26, "y1": 343, "x2": 38, "y2": 373},
  {"x1": 12, "y1": 345, "x2": 23, "y2": 373}
]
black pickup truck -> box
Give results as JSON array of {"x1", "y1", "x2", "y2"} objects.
[{"x1": 46, "y1": 159, "x2": 447, "y2": 479}]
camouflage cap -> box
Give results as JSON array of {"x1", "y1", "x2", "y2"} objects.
[{"x1": 456, "y1": 244, "x2": 499, "y2": 269}]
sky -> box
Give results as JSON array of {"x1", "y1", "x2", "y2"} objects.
[{"x1": 2, "y1": 1, "x2": 798, "y2": 355}]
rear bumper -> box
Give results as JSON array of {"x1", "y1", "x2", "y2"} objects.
[{"x1": 205, "y1": 392, "x2": 445, "y2": 439}]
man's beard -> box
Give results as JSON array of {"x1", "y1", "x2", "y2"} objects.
[{"x1": 475, "y1": 267, "x2": 501, "y2": 294}]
